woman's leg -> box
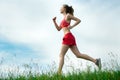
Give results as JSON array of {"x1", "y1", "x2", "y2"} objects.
[
  {"x1": 70, "y1": 46, "x2": 96, "y2": 63},
  {"x1": 58, "y1": 45, "x2": 69, "y2": 74}
]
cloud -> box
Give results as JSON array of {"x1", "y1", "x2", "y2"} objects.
[
  {"x1": 68, "y1": 1, "x2": 120, "y2": 66},
  {"x1": 0, "y1": 36, "x2": 48, "y2": 66},
  {"x1": 0, "y1": 0, "x2": 120, "y2": 72},
  {"x1": 72, "y1": 0, "x2": 120, "y2": 44},
  {"x1": 0, "y1": 0, "x2": 68, "y2": 67}
]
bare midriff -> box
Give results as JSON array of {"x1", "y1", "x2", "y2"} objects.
[{"x1": 62, "y1": 27, "x2": 71, "y2": 34}]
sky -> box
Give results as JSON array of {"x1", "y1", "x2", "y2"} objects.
[{"x1": 0, "y1": 0, "x2": 120, "y2": 73}]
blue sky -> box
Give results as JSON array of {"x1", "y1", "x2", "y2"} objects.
[{"x1": 0, "y1": 0, "x2": 120, "y2": 73}]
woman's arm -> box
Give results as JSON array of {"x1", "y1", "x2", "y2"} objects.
[
  {"x1": 52, "y1": 17, "x2": 61, "y2": 31},
  {"x1": 68, "y1": 14, "x2": 81, "y2": 29}
]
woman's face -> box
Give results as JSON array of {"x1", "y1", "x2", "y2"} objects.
[{"x1": 60, "y1": 6, "x2": 66, "y2": 13}]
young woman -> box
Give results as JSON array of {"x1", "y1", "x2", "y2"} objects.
[{"x1": 52, "y1": 4, "x2": 101, "y2": 74}]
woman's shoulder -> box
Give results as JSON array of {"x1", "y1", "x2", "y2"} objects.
[{"x1": 66, "y1": 13, "x2": 73, "y2": 19}]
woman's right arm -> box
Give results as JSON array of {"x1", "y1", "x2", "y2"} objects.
[{"x1": 52, "y1": 17, "x2": 61, "y2": 31}]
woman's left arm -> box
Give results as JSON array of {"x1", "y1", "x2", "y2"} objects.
[{"x1": 68, "y1": 14, "x2": 81, "y2": 29}]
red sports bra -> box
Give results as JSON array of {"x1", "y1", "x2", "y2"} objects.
[{"x1": 60, "y1": 18, "x2": 70, "y2": 28}]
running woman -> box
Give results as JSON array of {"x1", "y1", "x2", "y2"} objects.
[{"x1": 52, "y1": 4, "x2": 101, "y2": 74}]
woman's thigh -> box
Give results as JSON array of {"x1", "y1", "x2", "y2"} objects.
[
  {"x1": 59, "y1": 45, "x2": 69, "y2": 56},
  {"x1": 70, "y1": 46, "x2": 81, "y2": 56}
]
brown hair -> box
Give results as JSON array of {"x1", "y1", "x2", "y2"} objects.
[{"x1": 63, "y1": 4, "x2": 74, "y2": 15}]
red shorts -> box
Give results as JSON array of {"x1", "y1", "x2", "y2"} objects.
[{"x1": 62, "y1": 33, "x2": 76, "y2": 46}]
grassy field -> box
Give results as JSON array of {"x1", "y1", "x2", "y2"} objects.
[
  {"x1": 0, "y1": 52, "x2": 120, "y2": 80},
  {"x1": 0, "y1": 70, "x2": 120, "y2": 80}
]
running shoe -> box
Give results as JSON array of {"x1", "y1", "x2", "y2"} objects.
[{"x1": 95, "y1": 58, "x2": 101, "y2": 70}]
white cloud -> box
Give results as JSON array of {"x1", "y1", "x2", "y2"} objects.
[
  {"x1": 0, "y1": 0, "x2": 68, "y2": 66},
  {"x1": 73, "y1": 0, "x2": 120, "y2": 45},
  {"x1": 0, "y1": 0, "x2": 120, "y2": 72}
]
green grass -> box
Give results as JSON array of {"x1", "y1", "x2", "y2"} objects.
[
  {"x1": 0, "y1": 70, "x2": 120, "y2": 80},
  {"x1": 0, "y1": 52, "x2": 120, "y2": 80}
]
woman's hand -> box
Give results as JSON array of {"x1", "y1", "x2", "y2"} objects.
[
  {"x1": 52, "y1": 17, "x2": 61, "y2": 31},
  {"x1": 53, "y1": 17, "x2": 56, "y2": 21}
]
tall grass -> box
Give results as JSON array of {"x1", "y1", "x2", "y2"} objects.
[
  {"x1": 0, "y1": 70, "x2": 120, "y2": 80},
  {"x1": 0, "y1": 52, "x2": 120, "y2": 80}
]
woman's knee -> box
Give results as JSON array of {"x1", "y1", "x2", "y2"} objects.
[
  {"x1": 75, "y1": 53, "x2": 82, "y2": 58},
  {"x1": 76, "y1": 55, "x2": 80, "y2": 58}
]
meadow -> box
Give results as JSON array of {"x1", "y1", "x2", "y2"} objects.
[
  {"x1": 0, "y1": 69, "x2": 120, "y2": 80},
  {"x1": 0, "y1": 52, "x2": 120, "y2": 80}
]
